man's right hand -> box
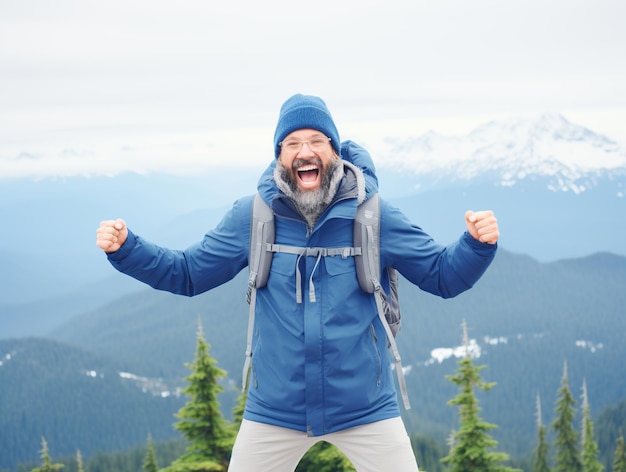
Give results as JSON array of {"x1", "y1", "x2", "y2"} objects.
[{"x1": 96, "y1": 219, "x2": 128, "y2": 253}]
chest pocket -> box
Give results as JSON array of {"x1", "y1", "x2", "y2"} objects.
[
  {"x1": 324, "y1": 252, "x2": 357, "y2": 276},
  {"x1": 268, "y1": 252, "x2": 298, "y2": 277}
]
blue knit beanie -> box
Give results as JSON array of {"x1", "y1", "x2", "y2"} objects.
[{"x1": 273, "y1": 94, "x2": 341, "y2": 158}]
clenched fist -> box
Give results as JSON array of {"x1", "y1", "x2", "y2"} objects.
[
  {"x1": 96, "y1": 218, "x2": 128, "y2": 253},
  {"x1": 465, "y1": 210, "x2": 499, "y2": 245}
]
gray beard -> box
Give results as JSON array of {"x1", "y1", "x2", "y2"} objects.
[{"x1": 274, "y1": 158, "x2": 344, "y2": 229}]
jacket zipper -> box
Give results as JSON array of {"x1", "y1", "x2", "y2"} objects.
[{"x1": 370, "y1": 324, "x2": 382, "y2": 386}]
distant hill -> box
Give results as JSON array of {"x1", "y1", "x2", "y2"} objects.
[
  {"x1": 396, "y1": 250, "x2": 626, "y2": 457},
  {"x1": 0, "y1": 337, "x2": 186, "y2": 470},
  {"x1": 1, "y1": 249, "x2": 619, "y2": 465}
]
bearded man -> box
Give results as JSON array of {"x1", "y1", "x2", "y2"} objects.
[{"x1": 96, "y1": 94, "x2": 500, "y2": 471}]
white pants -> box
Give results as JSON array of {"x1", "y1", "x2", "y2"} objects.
[{"x1": 228, "y1": 417, "x2": 419, "y2": 471}]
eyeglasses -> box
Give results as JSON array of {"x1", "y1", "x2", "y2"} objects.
[{"x1": 280, "y1": 135, "x2": 331, "y2": 153}]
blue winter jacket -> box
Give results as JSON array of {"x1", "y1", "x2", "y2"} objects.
[{"x1": 107, "y1": 140, "x2": 497, "y2": 437}]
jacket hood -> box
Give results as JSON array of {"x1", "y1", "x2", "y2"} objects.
[{"x1": 257, "y1": 140, "x2": 379, "y2": 206}]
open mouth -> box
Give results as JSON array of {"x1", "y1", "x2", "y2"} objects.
[{"x1": 297, "y1": 164, "x2": 320, "y2": 184}]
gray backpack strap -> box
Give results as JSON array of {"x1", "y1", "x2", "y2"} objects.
[
  {"x1": 354, "y1": 194, "x2": 410, "y2": 410},
  {"x1": 248, "y1": 194, "x2": 275, "y2": 296},
  {"x1": 243, "y1": 193, "x2": 275, "y2": 392}
]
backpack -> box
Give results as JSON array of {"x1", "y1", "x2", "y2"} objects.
[{"x1": 243, "y1": 193, "x2": 411, "y2": 410}]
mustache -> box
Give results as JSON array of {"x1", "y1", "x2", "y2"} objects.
[{"x1": 292, "y1": 157, "x2": 323, "y2": 171}]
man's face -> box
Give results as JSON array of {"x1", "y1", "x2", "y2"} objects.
[{"x1": 278, "y1": 129, "x2": 337, "y2": 192}]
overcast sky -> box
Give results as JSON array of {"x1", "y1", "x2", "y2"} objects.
[{"x1": 1, "y1": 0, "x2": 625, "y2": 178}]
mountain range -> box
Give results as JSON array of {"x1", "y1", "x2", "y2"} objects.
[
  {"x1": 1, "y1": 112, "x2": 625, "y2": 469},
  {"x1": 377, "y1": 113, "x2": 626, "y2": 193},
  {"x1": 1, "y1": 249, "x2": 625, "y2": 469}
]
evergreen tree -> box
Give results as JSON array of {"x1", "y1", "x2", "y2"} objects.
[
  {"x1": 231, "y1": 388, "x2": 247, "y2": 435},
  {"x1": 296, "y1": 442, "x2": 356, "y2": 472},
  {"x1": 31, "y1": 437, "x2": 64, "y2": 472},
  {"x1": 533, "y1": 393, "x2": 551, "y2": 472},
  {"x1": 612, "y1": 430, "x2": 626, "y2": 472},
  {"x1": 75, "y1": 450, "x2": 84, "y2": 472},
  {"x1": 227, "y1": 386, "x2": 247, "y2": 456},
  {"x1": 441, "y1": 320, "x2": 520, "y2": 472},
  {"x1": 161, "y1": 320, "x2": 233, "y2": 472},
  {"x1": 143, "y1": 435, "x2": 159, "y2": 472},
  {"x1": 551, "y1": 361, "x2": 582, "y2": 472},
  {"x1": 581, "y1": 380, "x2": 603, "y2": 472}
]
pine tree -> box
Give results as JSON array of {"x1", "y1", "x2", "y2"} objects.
[
  {"x1": 581, "y1": 380, "x2": 603, "y2": 472},
  {"x1": 296, "y1": 441, "x2": 356, "y2": 472},
  {"x1": 533, "y1": 393, "x2": 551, "y2": 472},
  {"x1": 161, "y1": 319, "x2": 233, "y2": 472},
  {"x1": 31, "y1": 437, "x2": 64, "y2": 472},
  {"x1": 143, "y1": 435, "x2": 159, "y2": 472},
  {"x1": 75, "y1": 450, "x2": 85, "y2": 472},
  {"x1": 551, "y1": 361, "x2": 582, "y2": 472},
  {"x1": 231, "y1": 388, "x2": 247, "y2": 434},
  {"x1": 612, "y1": 430, "x2": 626, "y2": 472},
  {"x1": 441, "y1": 320, "x2": 520, "y2": 472},
  {"x1": 228, "y1": 386, "x2": 247, "y2": 456}
]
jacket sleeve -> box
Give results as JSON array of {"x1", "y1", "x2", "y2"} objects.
[
  {"x1": 106, "y1": 196, "x2": 252, "y2": 296},
  {"x1": 380, "y1": 200, "x2": 497, "y2": 299}
]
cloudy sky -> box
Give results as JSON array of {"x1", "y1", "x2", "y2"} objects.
[{"x1": 1, "y1": 0, "x2": 625, "y2": 178}]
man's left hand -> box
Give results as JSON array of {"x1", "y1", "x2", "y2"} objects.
[{"x1": 465, "y1": 210, "x2": 499, "y2": 245}]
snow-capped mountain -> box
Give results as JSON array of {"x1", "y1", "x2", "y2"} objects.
[{"x1": 377, "y1": 113, "x2": 626, "y2": 194}]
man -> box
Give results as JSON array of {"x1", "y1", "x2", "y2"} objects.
[{"x1": 96, "y1": 94, "x2": 500, "y2": 471}]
